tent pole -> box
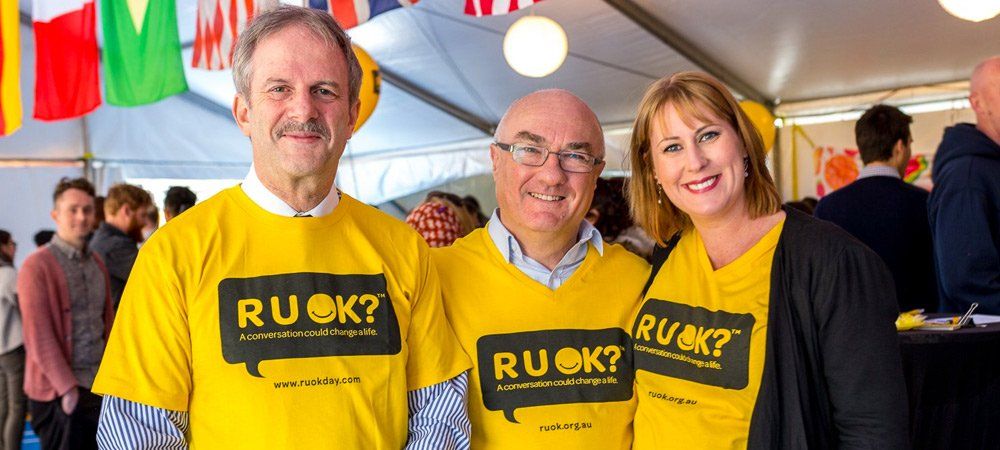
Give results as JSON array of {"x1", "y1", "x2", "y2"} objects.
[
  {"x1": 81, "y1": 116, "x2": 93, "y2": 182},
  {"x1": 772, "y1": 127, "x2": 783, "y2": 199},
  {"x1": 380, "y1": 67, "x2": 496, "y2": 136}
]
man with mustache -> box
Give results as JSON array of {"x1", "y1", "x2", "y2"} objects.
[{"x1": 92, "y1": 6, "x2": 470, "y2": 449}]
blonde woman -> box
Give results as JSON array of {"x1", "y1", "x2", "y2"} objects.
[{"x1": 626, "y1": 72, "x2": 908, "y2": 449}]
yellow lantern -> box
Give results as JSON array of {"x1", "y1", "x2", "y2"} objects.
[
  {"x1": 739, "y1": 100, "x2": 776, "y2": 153},
  {"x1": 353, "y1": 44, "x2": 380, "y2": 132}
]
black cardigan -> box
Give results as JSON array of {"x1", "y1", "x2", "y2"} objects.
[{"x1": 745, "y1": 207, "x2": 910, "y2": 449}]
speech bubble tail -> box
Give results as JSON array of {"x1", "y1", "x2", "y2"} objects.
[
  {"x1": 503, "y1": 409, "x2": 519, "y2": 424},
  {"x1": 246, "y1": 362, "x2": 264, "y2": 378}
]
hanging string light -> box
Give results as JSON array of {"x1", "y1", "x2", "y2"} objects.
[
  {"x1": 938, "y1": 0, "x2": 1000, "y2": 22},
  {"x1": 503, "y1": 15, "x2": 568, "y2": 78}
]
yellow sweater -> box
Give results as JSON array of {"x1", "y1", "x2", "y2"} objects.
[
  {"x1": 433, "y1": 228, "x2": 650, "y2": 449},
  {"x1": 632, "y1": 221, "x2": 783, "y2": 449},
  {"x1": 94, "y1": 187, "x2": 469, "y2": 449}
]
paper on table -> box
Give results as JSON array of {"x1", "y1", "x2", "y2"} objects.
[
  {"x1": 971, "y1": 314, "x2": 1000, "y2": 325},
  {"x1": 916, "y1": 317, "x2": 962, "y2": 331}
]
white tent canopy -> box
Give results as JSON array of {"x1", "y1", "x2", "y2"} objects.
[
  {"x1": 5, "y1": 0, "x2": 1000, "y2": 192},
  {"x1": 2, "y1": 0, "x2": 999, "y2": 255}
]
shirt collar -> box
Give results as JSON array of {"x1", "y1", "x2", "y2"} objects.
[
  {"x1": 241, "y1": 164, "x2": 340, "y2": 217},
  {"x1": 486, "y1": 209, "x2": 604, "y2": 265},
  {"x1": 49, "y1": 234, "x2": 87, "y2": 260},
  {"x1": 858, "y1": 165, "x2": 902, "y2": 180}
]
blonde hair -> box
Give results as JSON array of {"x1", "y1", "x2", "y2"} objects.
[{"x1": 626, "y1": 71, "x2": 781, "y2": 244}]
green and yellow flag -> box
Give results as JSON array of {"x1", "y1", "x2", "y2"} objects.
[{"x1": 101, "y1": 0, "x2": 187, "y2": 106}]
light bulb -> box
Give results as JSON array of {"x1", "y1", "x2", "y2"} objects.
[
  {"x1": 503, "y1": 16, "x2": 568, "y2": 78},
  {"x1": 938, "y1": 0, "x2": 1000, "y2": 22}
]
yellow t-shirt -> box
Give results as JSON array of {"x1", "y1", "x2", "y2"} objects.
[
  {"x1": 631, "y1": 219, "x2": 784, "y2": 450},
  {"x1": 433, "y1": 228, "x2": 650, "y2": 450},
  {"x1": 93, "y1": 187, "x2": 469, "y2": 450}
]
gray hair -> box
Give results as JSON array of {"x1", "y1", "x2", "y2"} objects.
[{"x1": 232, "y1": 5, "x2": 362, "y2": 107}]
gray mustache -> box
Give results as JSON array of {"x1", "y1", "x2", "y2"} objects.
[{"x1": 273, "y1": 121, "x2": 330, "y2": 140}]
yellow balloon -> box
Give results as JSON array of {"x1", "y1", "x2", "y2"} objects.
[
  {"x1": 353, "y1": 44, "x2": 380, "y2": 132},
  {"x1": 739, "y1": 100, "x2": 776, "y2": 153}
]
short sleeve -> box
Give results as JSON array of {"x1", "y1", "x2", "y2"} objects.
[
  {"x1": 405, "y1": 243, "x2": 471, "y2": 391},
  {"x1": 91, "y1": 235, "x2": 193, "y2": 412}
]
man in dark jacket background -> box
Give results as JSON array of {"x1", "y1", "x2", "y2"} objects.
[
  {"x1": 816, "y1": 104, "x2": 937, "y2": 313},
  {"x1": 88, "y1": 184, "x2": 152, "y2": 310},
  {"x1": 928, "y1": 56, "x2": 1000, "y2": 314}
]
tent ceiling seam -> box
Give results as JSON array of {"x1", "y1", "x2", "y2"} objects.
[
  {"x1": 407, "y1": 8, "x2": 499, "y2": 125},
  {"x1": 379, "y1": 67, "x2": 496, "y2": 136},
  {"x1": 779, "y1": 79, "x2": 971, "y2": 106},
  {"x1": 176, "y1": 91, "x2": 237, "y2": 121},
  {"x1": 601, "y1": 0, "x2": 770, "y2": 105}
]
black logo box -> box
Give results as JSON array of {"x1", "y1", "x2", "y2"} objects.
[
  {"x1": 218, "y1": 272, "x2": 401, "y2": 377},
  {"x1": 477, "y1": 328, "x2": 634, "y2": 423}
]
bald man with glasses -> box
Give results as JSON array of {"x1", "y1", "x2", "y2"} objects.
[{"x1": 431, "y1": 89, "x2": 650, "y2": 450}]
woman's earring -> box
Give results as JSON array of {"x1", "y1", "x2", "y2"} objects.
[
  {"x1": 654, "y1": 180, "x2": 664, "y2": 205},
  {"x1": 743, "y1": 156, "x2": 750, "y2": 178}
]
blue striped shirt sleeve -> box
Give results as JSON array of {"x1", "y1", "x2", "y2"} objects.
[
  {"x1": 406, "y1": 371, "x2": 471, "y2": 450},
  {"x1": 97, "y1": 395, "x2": 188, "y2": 450},
  {"x1": 97, "y1": 372, "x2": 470, "y2": 449}
]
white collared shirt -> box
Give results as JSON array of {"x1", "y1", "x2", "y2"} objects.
[
  {"x1": 486, "y1": 209, "x2": 604, "y2": 290},
  {"x1": 857, "y1": 165, "x2": 902, "y2": 180},
  {"x1": 240, "y1": 164, "x2": 339, "y2": 217}
]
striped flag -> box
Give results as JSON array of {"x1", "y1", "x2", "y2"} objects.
[
  {"x1": 0, "y1": 0, "x2": 22, "y2": 136},
  {"x1": 32, "y1": 0, "x2": 101, "y2": 121},
  {"x1": 465, "y1": 0, "x2": 543, "y2": 16},
  {"x1": 192, "y1": 0, "x2": 276, "y2": 70},
  {"x1": 102, "y1": 0, "x2": 188, "y2": 106},
  {"x1": 308, "y1": 0, "x2": 418, "y2": 30}
]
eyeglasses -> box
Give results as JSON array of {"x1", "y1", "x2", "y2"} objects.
[{"x1": 493, "y1": 142, "x2": 603, "y2": 174}]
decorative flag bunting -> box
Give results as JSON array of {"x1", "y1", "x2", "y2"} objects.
[
  {"x1": 309, "y1": 0, "x2": 418, "y2": 30},
  {"x1": 192, "y1": 0, "x2": 274, "y2": 70},
  {"x1": 32, "y1": 0, "x2": 101, "y2": 121},
  {"x1": 101, "y1": 0, "x2": 188, "y2": 106},
  {"x1": 0, "y1": 0, "x2": 22, "y2": 135},
  {"x1": 465, "y1": 0, "x2": 543, "y2": 16}
]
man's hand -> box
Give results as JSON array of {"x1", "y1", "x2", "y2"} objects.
[{"x1": 61, "y1": 387, "x2": 79, "y2": 415}]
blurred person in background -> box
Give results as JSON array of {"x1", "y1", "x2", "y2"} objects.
[
  {"x1": 460, "y1": 195, "x2": 488, "y2": 228},
  {"x1": 815, "y1": 105, "x2": 936, "y2": 313},
  {"x1": 91, "y1": 197, "x2": 105, "y2": 236},
  {"x1": 587, "y1": 177, "x2": 655, "y2": 260},
  {"x1": 928, "y1": 56, "x2": 1000, "y2": 314},
  {"x1": 141, "y1": 205, "x2": 159, "y2": 242},
  {"x1": 33, "y1": 230, "x2": 54, "y2": 249},
  {"x1": 89, "y1": 184, "x2": 153, "y2": 309},
  {"x1": 0, "y1": 230, "x2": 24, "y2": 450},
  {"x1": 18, "y1": 178, "x2": 113, "y2": 450},
  {"x1": 162, "y1": 186, "x2": 196, "y2": 222},
  {"x1": 406, "y1": 191, "x2": 476, "y2": 247}
]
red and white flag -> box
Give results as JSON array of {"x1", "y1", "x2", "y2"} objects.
[
  {"x1": 308, "y1": 0, "x2": 417, "y2": 30},
  {"x1": 32, "y1": 0, "x2": 101, "y2": 120},
  {"x1": 192, "y1": 0, "x2": 275, "y2": 70},
  {"x1": 465, "y1": 0, "x2": 543, "y2": 16}
]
